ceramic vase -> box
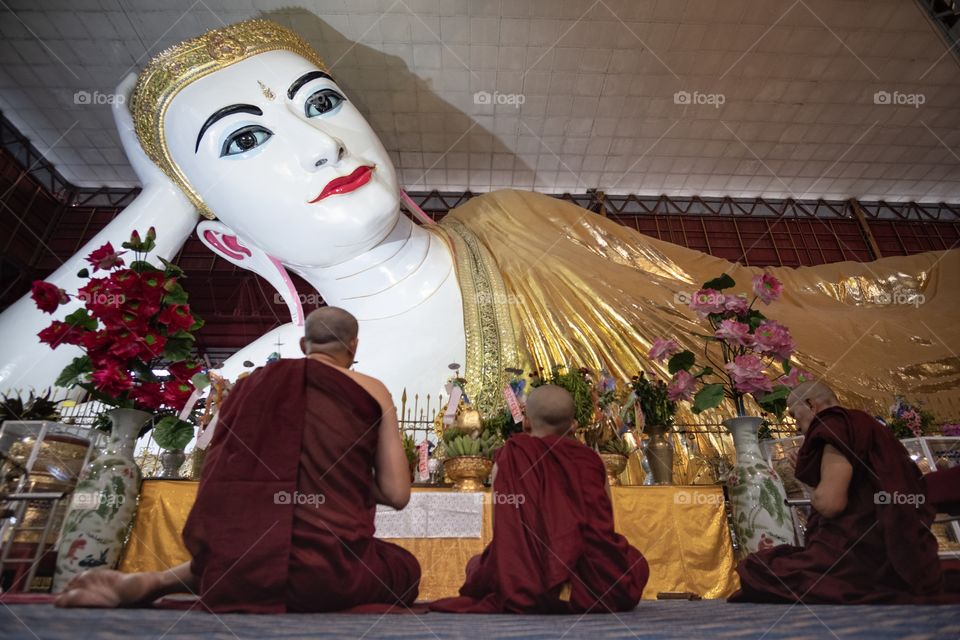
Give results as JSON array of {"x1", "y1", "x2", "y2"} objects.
[
  {"x1": 724, "y1": 416, "x2": 795, "y2": 554},
  {"x1": 645, "y1": 424, "x2": 674, "y2": 485},
  {"x1": 159, "y1": 449, "x2": 186, "y2": 479},
  {"x1": 52, "y1": 408, "x2": 148, "y2": 591}
]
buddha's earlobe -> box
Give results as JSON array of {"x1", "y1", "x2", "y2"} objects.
[{"x1": 197, "y1": 220, "x2": 305, "y2": 327}]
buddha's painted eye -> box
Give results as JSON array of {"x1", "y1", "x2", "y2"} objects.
[
  {"x1": 221, "y1": 125, "x2": 273, "y2": 157},
  {"x1": 304, "y1": 88, "x2": 346, "y2": 118}
]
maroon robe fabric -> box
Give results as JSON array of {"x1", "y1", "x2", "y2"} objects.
[
  {"x1": 429, "y1": 434, "x2": 648, "y2": 613},
  {"x1": 181, "y1": 358, "x2": 420, "y2": 613},
  {"x1": 731, "y1": 406, "x2": 950, "y2": 604}
]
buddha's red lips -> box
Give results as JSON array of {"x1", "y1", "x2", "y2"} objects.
[{"x1": 308, "y1": 165, "x2": 375, "y2": 203}]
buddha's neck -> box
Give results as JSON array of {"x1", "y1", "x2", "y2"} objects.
[{"x1": 294, "y1": 215, "x2": 454, "y2": 321}]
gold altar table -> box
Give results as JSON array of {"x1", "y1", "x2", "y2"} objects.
[{"x1": 120, "y1": 481, "x2": 739, "y2": 601}]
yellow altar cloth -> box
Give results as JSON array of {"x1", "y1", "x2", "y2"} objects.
[{"x1": 120, "y1": 481, "x2": 738, "y2": 601}]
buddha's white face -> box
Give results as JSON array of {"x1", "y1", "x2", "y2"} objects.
[{"x1": 164, "y1": 50, "x2": 400, "y2": 267}]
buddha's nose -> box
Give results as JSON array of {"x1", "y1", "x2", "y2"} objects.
[{"x1": 302, "y1": 134, "x2": 345, "y2": 171}]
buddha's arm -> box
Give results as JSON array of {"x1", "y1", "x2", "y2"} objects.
[
  {"x1": 0, "y1": 75, "x2": 199, "y2": 391},
  {"x1": 811, "y1": 444, "x2": 853, "y2": 518}
]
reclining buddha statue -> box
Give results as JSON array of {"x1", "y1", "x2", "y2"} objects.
[{"x1": 0, "y1": 19, "x2": 957, "y2": 420}]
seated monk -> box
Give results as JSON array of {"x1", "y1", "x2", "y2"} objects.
[
  {"x1": 430, "y1": 384, "x2": 649, "y2": 613},
  {"x1": 56, "y1": 307, "x2": 421, "y2": 612},
  {"x1": 731, "y1": 380, "x2": 954, "y2": 604}
]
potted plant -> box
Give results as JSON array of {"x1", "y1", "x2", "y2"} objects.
[
  {"x1": 887, "y1": 396, "x2": 934, "y2": 439},
  {"x1": 30, "y1": 227, "x2": 206, "y2": 590},
  {"x1": 629, "y1": 372, "x2": 677, "y2": 484},
  {"x1": 650, "y1": 272, "x2": 809, "y2": 553}
]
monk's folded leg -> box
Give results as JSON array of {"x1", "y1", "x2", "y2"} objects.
[{"x1": 361, "y1": 539, "x2": 421, "y2": 607}]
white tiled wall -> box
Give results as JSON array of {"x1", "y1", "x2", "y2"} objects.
[{"x1": 0, "y1": 0, "x2": 957, "y2": 202}]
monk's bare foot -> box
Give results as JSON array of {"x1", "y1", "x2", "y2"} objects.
[{"x1": 54, "y1": 569, "x2": 160, "y2": 608}]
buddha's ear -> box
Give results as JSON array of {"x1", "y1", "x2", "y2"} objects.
[{"x1": 197, "y1": 220, "x2": 305, "y2": 327}]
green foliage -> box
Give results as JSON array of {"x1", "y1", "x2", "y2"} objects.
[
  {"x1": 0, "y1": 388, "x2": 61, "y2": 421},
  {"x1": 630, "y1": 372, "x2": 676, "y2": 429},
  {"x1": 692, "y1": 383, "x2": 725, "y2": 414},
  {"x1": 668, "y1": 350, "x2": 695, "y2": 374},
  {"x1": 153, "y1": 415, "x2": 195, "y2": 451},
  {"x1": 402, "y1": 432, "x2": 418, "y2": 471},
  {"x1": 757, "y1": 386, "x2": 790, "y2": 420},
  {"x1": 702, "y1": 274, "x2": 735, "y2": 290},
  {"x1": 55, "y1": 356, "x2": 93, "y2": 388},
  {"x1": 63, "y1": 308, "x2": 98, "y2": 330},
  {"x1": 530, "y1": 365, "x2": 595, "y2": 427},
  {"x1": 483, "y1": 408, "x2": 521, "y2": 441}
]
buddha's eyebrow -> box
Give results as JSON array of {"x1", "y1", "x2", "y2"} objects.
[
  {"x1": 195, "y1": 104, "x2": 263, "y2": 153},
  {"x1": 287, "y1": 71, "x2": 334, "y2": 100}
]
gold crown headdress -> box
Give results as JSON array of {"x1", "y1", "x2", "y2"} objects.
[{"x1": 130, "y1": 19, "x2": 329, "y2": 219}]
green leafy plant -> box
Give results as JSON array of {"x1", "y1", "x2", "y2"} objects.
[
  {"x1": 152, "y1": 416, "x2": 194, "y2": 451},
  {"x1": 0, "y1": 388, "x2": 60, "y2": 422},
  {"x1": 402, "y1": 432, "x2": 418, "y2": 471},
  {"x1": 629, "y1": 372, "x2": 676, "y2": 429}
]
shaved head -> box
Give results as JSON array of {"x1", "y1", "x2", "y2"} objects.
[
  {"x1": 525, "y1": 384, "x2": 577, "y2": 437},
  {"x1": 302, "y1": 307, "x2": 358, "y2": 357},
  {"x1": 788, "y1": 379, "x2": 839, "y2": 435},
  {"x1": 788, "y1": 380, "x2": 838, "y2": 407}
]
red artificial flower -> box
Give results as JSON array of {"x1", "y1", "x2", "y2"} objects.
[
  {"x1": 131, "y1": 382, "x2": 164, "y2": 411},
  {"x1": 38, "y1": 322, "x2": 86, "y2": 347},
  {"x1": 31, "y1": 281, "x2": 68, "y2": 314},
  {"x1": 169, "y1": 360, "x2": 202, "y2": 381},
  {"x1": 158, "y1": 304, "x2": 195, "y2": 333},
  {"x1": 162, "y1": 380, "x2": 195, "y2": 410},
  {"x1": 81, "y1": 329, "x2": 112, "y2": 355},
  {"x1": 106, "y1": 330, "x2": 144, "y2": 361},
  {"x1": 90, "y1": 360, "x2": 133, "y2": 396},
  {"x1": 139, "y1": 331, "x2": 167, "y2": 359},
  {"x1": 86, "y1": 242, "x2": 126, "y2": 272}
]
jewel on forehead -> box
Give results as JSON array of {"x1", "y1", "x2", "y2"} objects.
[{"x1": 257, "y1": 80, "x2": 276, "y2": 101}]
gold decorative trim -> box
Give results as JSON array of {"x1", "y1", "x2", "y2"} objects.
[
  {"x1": 433, "y1": 221, "x2": 522, "y2": 415},
  {"x1": 130, "y1": 19, "x2": 330, "y2": 219}
]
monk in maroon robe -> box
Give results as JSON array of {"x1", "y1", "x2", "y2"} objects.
[
  {"x1": 430, "y1": 385, "x2": 649, "y2": 613},
  {"x1": 731, "y1": 380, "x2": 952, "y2": 604},
  {"x1": 55, "y1": 307, "x2": 420, "y2": 612}
]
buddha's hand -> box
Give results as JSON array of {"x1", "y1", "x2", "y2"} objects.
[{"x1": 113, "y1": 72, "x2": 191, "y2": 208}]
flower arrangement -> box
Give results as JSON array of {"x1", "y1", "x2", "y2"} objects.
[
  {"x1": 31, "y1": 228, "x2": 206, "y2": 443},
  {"x1": 628, "y1": 372, "x2": 676, "y2": 430},
  {"x1": 888, "y1": 396, "x2": 935, "y2": 439},
  {"x1": 942, "y1": 423, "x2": 960, "y2": 438},
  {"x1": 651, "y1": 272, "x2": 809, "y2": 418}
]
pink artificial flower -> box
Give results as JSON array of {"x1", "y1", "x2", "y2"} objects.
[
  {"x1": 724, "y1": 294, "x2": 750, "y2": 316},
  {"x1": 753, "y1": 320, "x2": 795, "y2": 360},
  {"x1": 715, "y1": 319, "x2": 753, "y2": 348},
  {"x1": 778, "y1": 367, "x2": 811, "y2": 388},
  {"x1": 752, "y1": 273, "x2": 782, "y2": 304},
  {"x1": 725, "y1": 355, "x2": 773, "y2": 395},
  {"x1": 689, "y1": 288, "x2": 726, "y2": 316},
  {"x1": 649, "y1": 338, "x2": 681, "y2": 362},
  {"x1": 667, "y1": 370, "x2": 697, "y2": 402}
]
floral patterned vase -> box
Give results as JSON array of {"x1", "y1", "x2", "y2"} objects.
[
  {"x1": 724, "y1": 416, "x2": 795, "y2": 555},
  {"x1": 52, "y1": 408, "x2": 148, "y2": 592}
]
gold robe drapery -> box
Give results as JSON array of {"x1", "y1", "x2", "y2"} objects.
[{"x1": 440, "y1": 190, "x2": 960, "y2": 423}]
